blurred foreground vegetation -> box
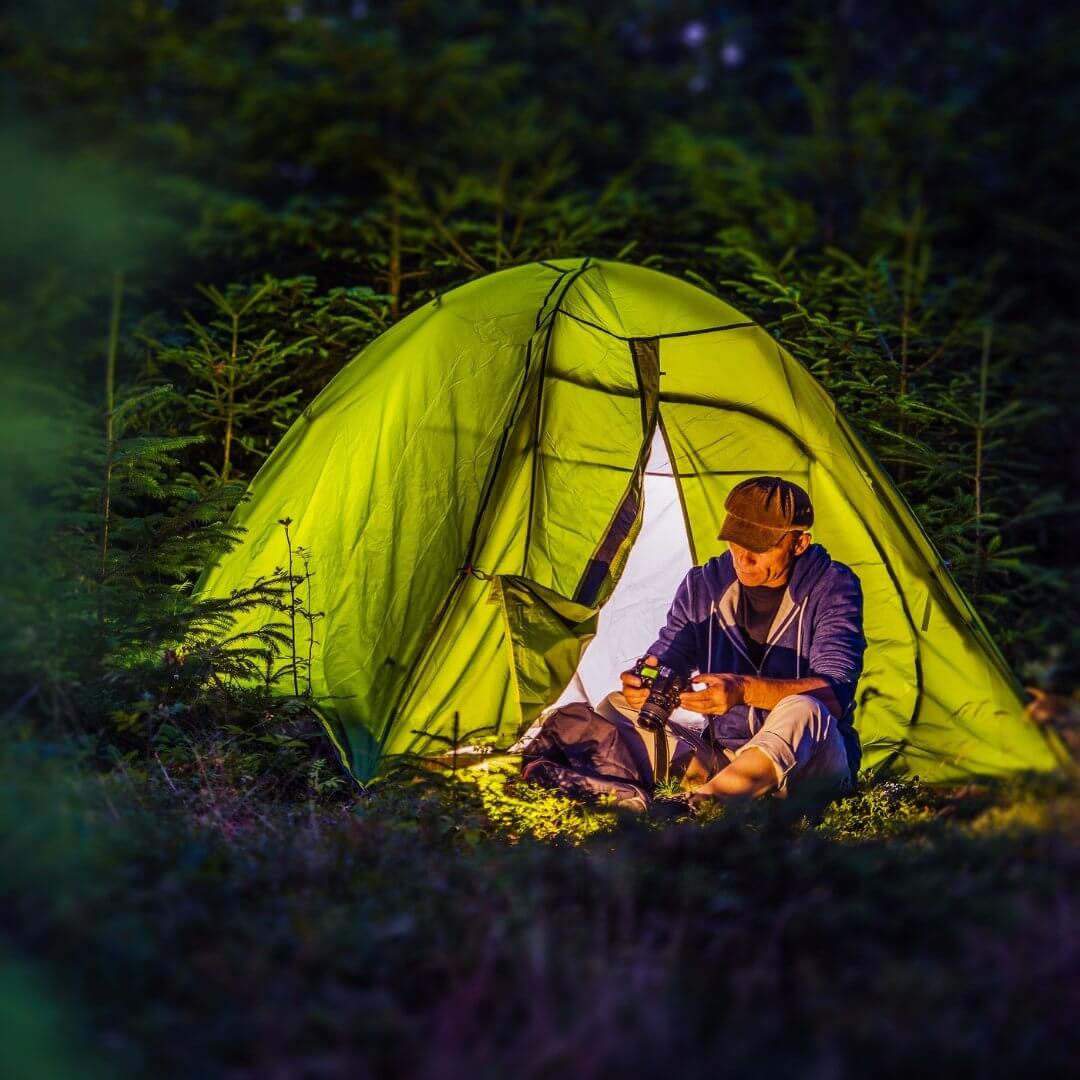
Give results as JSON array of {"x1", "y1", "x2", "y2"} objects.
[
  {"x1": 1, "y1": 1, "x2": 1079, "y2": 1075},
  {"x1": 2, "y1": 725, "x2": 1078, "y2": 1078}
]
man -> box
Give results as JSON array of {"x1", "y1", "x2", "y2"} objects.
[{"x1": 604, "y1": 475, "x2": 866, "y2": 805}]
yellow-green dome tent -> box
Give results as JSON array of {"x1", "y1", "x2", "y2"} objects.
[{"x1": 196, "y1": 257, "x2": 1064, "y2": 783}]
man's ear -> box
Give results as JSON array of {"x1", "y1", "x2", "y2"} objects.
[{"x1": 794, "y1": 531, "x2": 812, "y2": 556}]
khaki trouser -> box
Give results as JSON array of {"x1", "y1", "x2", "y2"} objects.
[
  {"x1": 596, "y1": 691, "x2": 852, "y2": 797},
  {"x1": 595, "y1": 692, "x2": 730, "y2": 788}
]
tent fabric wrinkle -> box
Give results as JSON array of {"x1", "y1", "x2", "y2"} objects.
[{"x1": 194, "y1": 257, "x2": 1065, "y2": 782}]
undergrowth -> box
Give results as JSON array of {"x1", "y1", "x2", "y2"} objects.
[{"x1": 2, "y1": 730, "x2": 1076, "y2": 1079}]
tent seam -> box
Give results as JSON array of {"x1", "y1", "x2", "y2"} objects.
[
  {"x1": 522, "y1": 258, "x2": 597, "y2": 574},
  {"x1": 378, "y1": 262, "x2": 581, "y2": 760},
  {"x1": 558, "y1": 308, "x2": 756, "y2": 341}
]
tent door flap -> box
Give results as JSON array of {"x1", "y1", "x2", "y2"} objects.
[{"x1": 490, "y1": 574, "x2": 599, "y2": 729}]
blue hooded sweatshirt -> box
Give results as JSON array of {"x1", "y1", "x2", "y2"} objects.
[{"x1": 645, "y1": 543, "x2": 867, "y2": 775}]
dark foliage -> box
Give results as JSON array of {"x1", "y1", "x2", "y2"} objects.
[
  {"x1": 1, "y1": 2, "x2": 1078, "y2": 1075},
  {"x1": 2, "y1": 743, "x2": 1077, "y2": 1078},
  {"x1": 4, "y1": 0, "x2": 1076, "y2": 707}
]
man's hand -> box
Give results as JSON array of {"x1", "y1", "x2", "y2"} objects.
[
  {"x1": 678, "y1": 673, "x2": 746, "y2": 716},
  {"x1": 619, "y1": 655, "x2": 659, "y2": 711}
]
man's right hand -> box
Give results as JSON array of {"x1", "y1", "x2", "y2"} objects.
[{"x1": 619, "y1": 655, "x2": 660, "y2": 712}]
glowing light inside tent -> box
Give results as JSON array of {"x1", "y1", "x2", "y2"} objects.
[{"x1": 551, "y1": 428, "x2": 702, "y2": 726}]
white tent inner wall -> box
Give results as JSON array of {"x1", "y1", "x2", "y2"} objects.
[{"x1": 549, "y1": 428, "x2": 705, "y2": 728}]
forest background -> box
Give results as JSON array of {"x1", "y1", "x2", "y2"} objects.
[{"x1": 1, "y1": 2, "x2": 1078, "y2": 1078}]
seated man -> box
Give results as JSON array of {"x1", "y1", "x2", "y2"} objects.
[{"x1": 601, "y1": 475, "x2": 866, "y2": 805}]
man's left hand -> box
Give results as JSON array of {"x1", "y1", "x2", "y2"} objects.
[{"x1": 679, "y1": 673, "x2": 746, "y2": 715}]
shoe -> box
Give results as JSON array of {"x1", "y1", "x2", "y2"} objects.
[{"x1": 522, "y1": 759, "x2": 650, "y2": 812}]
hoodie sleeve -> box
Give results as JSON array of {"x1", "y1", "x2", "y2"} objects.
[
  {"x1": 643, "y1": 569, "x2": 700, "y2": 678},
  {"x1": 807, "y1": 567, "x2": 866, "y2": 717}
]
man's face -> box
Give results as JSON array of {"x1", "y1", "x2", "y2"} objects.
[{"x1": 728, "y1": 531, "x2": 810, "y2": 588}]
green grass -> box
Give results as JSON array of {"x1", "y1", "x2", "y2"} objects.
[{"x1": 1, "y1": 732, "x2": 1077, "y2": 1078}]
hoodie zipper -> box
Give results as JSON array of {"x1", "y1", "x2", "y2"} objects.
[
  {"x1": 718, "y1": 598, "x2": 802, "y2": 672},
  {"x1": 716, "y1": 617, "x2": 761, "y2": 738},
  {"x1": 720, "y1": 616, "x2": 758, "y2": 671},
  {"x1": 757, "y1": 604, "x2": 803, "y2": 670},
  {"x1": 716, "y1": 596, "x2": 804, "y2": 736}
]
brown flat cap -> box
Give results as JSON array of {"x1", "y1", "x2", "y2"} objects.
[{"x1": 717, "y1": 476, "x2": 814, "y2": 553}]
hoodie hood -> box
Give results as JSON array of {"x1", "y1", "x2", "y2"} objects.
[{"x1": 703, "y1": 542, "x2": 834, "y2": 639}]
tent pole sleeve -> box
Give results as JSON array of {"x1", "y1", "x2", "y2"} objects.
[{"x1": 522, "y1": 259, "x2": 595, "y2": 576}]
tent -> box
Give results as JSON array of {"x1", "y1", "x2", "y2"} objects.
[{"x1": 195, "y1": 257, "x2": 1065, "y2": 783}]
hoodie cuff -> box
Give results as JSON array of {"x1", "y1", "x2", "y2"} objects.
[{"x1": 819, "y1": 676, "x2": 856, "y2": 717}]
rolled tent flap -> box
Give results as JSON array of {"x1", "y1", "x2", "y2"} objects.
[{"x1": 491, "y1": 575, "x2": 599, "y2": 731}]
